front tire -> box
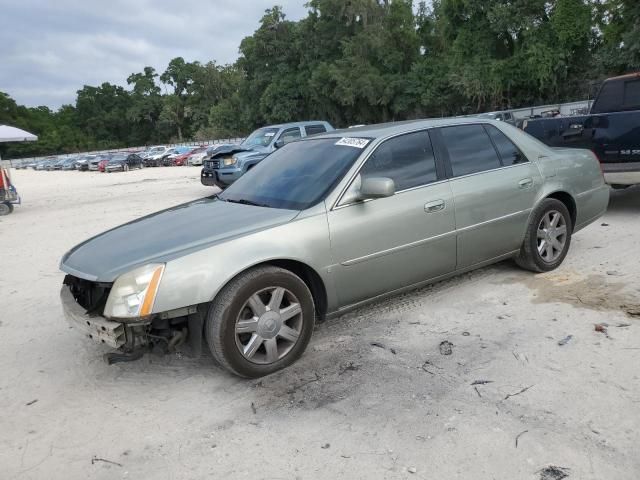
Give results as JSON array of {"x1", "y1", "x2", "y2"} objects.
[
  {"x1": 205, "y1": 266, "x2": 315, "y2": 378},
  {"x1": 0, "y1": 202, "x2": 13, "y2": 216},
  {"x1": 516, "y1": 198, "x2": 572, "y2": 272}
]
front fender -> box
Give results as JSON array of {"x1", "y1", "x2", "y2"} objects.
[{"x1": 152, "y1": 210, "x2": 335, "y2": 314}]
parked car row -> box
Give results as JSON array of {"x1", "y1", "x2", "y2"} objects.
[
  {"x1": 17, "y1": 145, "x2": 211, "y2": 173},
  {"x1": 142, "y1": 145, "x2": 208, "y2": 167}
]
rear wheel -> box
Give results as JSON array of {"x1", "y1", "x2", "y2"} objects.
[
  {"x1": 516, "y1": 198, "x2": 572, "y2": 272},
  {"x1": 0, "y1": 202, "x2": 13, "y2": 216},
  {"x1": 205, "y1": 266, "x2": 315, "y2": 378},
  {"x1": 124, "y1": 164, "x2": 129, "y2": 172}
]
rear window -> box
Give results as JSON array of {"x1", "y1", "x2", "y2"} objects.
[
  {"x1": 305, "y1": 124, "x2": 327, "y2": 136},
  {"x1": 484, "y1": 125, "x2": 528, "y2": 166},
  {"x1": 592, "y1": 77, "x2": 640, "y2": 113},
  {"x1": 623, "y1": 79, "x2": 640, "y2": 109},
  {"x1": 439, "y1": 125, "x2": 502, "y2": 177}
]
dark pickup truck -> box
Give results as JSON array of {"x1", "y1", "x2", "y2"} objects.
[{"x1": 524, "y1": 73, "x2": 640, "y2": 187}]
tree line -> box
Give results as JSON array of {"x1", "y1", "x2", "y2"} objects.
[{"x1": 1, "y1": 0, "x2": 638, "y2": 159}]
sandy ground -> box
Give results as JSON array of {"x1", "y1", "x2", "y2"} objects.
[{"x1": 1, "y1": 167, "x2": 639, "y2": 480}]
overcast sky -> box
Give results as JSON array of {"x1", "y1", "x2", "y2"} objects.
[{"x1": 0, "y1": 0, "x2": 308, "y2": 109}]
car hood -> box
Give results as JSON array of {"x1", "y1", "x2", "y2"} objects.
[
  {"x1": 210, "y1": 144, "x2": 270, "y2": 159},
  {"x1": 60, "y1": 198, "x2": 299, "y2": 282}
]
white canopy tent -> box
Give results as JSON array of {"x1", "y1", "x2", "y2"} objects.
[
  {"x1": 1, "y1": 125, "x2": 37, "y2": 214},
  {"x1": 0, "y1": 125, "x2": 38, "y2": 143}
]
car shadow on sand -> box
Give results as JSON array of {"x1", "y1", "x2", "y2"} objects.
[{"x1": 607, "y1": 185, "x2": 640, "y2": 214}]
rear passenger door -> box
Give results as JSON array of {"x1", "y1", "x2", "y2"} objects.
[{"x1": 433, "y1": 124, "x2": 542, "y2": 268}]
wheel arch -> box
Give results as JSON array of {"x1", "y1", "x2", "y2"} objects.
[
  {"x1": 210, "y1": 259, "x2": 329, "y2": 321},
  {"x1": 544, "y1": 190, "x2": 577, "y2": 227}
]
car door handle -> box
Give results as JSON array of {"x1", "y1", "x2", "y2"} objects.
[
  {"x1": 518, "y1": 178, "x2": 533, "y2": 189},
  {"x1": 424, "y1": 200, "x2": 445, "y2": 213}
]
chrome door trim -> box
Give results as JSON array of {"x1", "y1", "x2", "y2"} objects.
[
  {"x1": 455, "y1": 208, "x2": 532, "y2": 233},
  {"x1": 339, "y1": 208, "x2": 530, "y2": 267},
  {"x1": 340, "y1": 229, "x2": 457, "y2": 266},
  {"x1": 330, "y1": 249, "x2": 521, "y2": 316},
  {"x1": 575, "y1": 184, "x2": 606, "y2": 198}
]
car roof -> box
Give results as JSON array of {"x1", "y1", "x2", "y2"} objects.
[
  {"x1": 261, "y1": 121, "x2": 331, "y2": 129},
  {"x1": 310, "y1": 117, "x2": 504, "y2": 141}
]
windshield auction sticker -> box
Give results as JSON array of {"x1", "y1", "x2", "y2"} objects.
[{"x1": 335, "y1": 137, "x2": 370, "y2": 149}]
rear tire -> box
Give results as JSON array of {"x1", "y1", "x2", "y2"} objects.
[
  {"x1": 516, "y1": 198, "x2": 572, "y2": 273},
  {"x1": 205, "y1": 266, "x2": 315, "y2": 378}
]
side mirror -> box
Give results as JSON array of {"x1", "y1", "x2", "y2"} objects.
[
  {"x1": 359, "y1": 177, "x2": 395, "y2": 200},
  {"x1": 274, "y1": 139, "x2": 285, "y2": 149}
]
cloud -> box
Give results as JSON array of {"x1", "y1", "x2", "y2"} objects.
[{"x1": 0, "y1": 0, "x2": 308, "y2": 108}]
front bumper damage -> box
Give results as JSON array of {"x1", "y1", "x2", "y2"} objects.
[
  {"x1": 60, "y1": 286, "x2": 130, "y2": 348},
  {"x1": 60, "y1": 283, "x2": 203, "y2": 363}
]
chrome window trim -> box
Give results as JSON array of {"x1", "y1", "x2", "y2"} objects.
[
  {"x1": 331, "y1": 126, "x2": 442, "y2": 210},
  {"x1": 447, "y1": 161, "x2": 534, "y2": 182},
  {"x1": 330, "y1": 121, "x2": 532, "y2": 210}
]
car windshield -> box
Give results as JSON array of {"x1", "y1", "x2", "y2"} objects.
[
  {"x1": 241, "y1": 127, "x2": 280, "y2": 148},
  {"x1": 220, "y1": 138, "x2": 368, "y2": 210},
  {"x1": 111, "y1": 155, "x2": 127, "y2": 161}
]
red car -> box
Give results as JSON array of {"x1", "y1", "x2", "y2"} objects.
[
  {"x1": 97, "y1": 159, "x2": 110, "y2": 172},
  {"x1": 172, "y1": 152, "x2": 191, "y2": 166},
  {"x1": 173, "y1": 146, "x2": 205, "y2": 166}
]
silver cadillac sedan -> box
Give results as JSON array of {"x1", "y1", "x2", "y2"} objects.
[{"x1": 60, "y1": 118, "x2": 609, "y2": 377}]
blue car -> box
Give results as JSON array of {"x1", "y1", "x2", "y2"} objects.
[{"x1": 201, "y1": 121, "x2": 334, "y2": 188}]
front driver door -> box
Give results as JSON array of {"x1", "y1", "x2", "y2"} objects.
[{"x1": 327, "y1": 130, "x2": 457, "y2": 309}]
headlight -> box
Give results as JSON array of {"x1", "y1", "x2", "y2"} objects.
[
  {"x1": 223, "y1": 156, "x2": 237, "y2": 166},
  {"x1": 103, "y1": 264, "x2": 164, "y2": 319}
]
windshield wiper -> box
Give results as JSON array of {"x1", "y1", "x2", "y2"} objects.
[{"x1": 226, "y1": 198, "x2": 271, "y2": 208}]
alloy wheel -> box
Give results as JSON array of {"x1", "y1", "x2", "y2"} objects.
[
  {"x1": 234, "y1": 286, "x2": 303, "y2": 364},
  {"x1": 537, "y1": 210, "x2": 567, "y2": 263}
]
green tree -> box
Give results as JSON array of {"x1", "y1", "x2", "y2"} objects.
[
  {"x1": 126, "y1": 67, "x2": 163, "y2": 145},
  {"x1": 160, "y1": 57, "x2": 199, "y2": 140}
]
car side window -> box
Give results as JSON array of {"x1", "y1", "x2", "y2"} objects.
[
  {"x1": 359, "y1": 131, "x2": 437, "y2": 191},
  {"x1": 279, "y1": 128, "x2": 302, "y2": 145},
  {"x1": 623, "y1": 79, "x2": 640, "y2": 109},
  {"x1": 305, "y1": 124, "x2": 327, "y2": 136},
  {"x1": 440, "y1": 125, "x2": 502, "y2": 177},
  {"x1": 484, "y1": 125, "x2": 528, "y2": 166}
]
